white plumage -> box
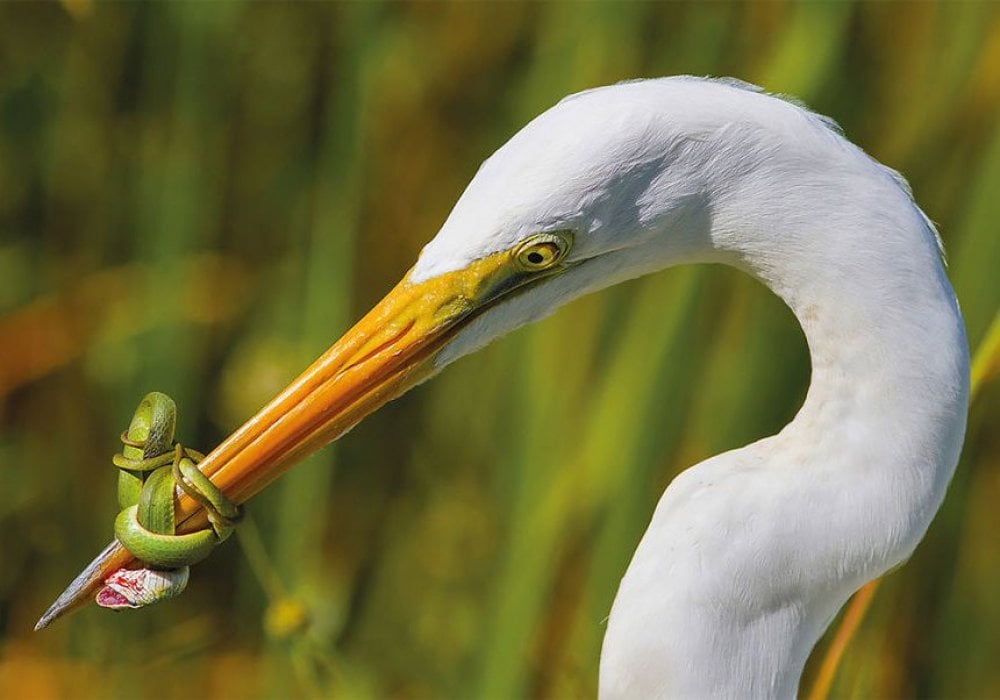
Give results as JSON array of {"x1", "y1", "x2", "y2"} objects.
[
  {"x1": 38, "y1": 76, "x2": 969, "y2": 695},
  {"x1": 412, "y1": 77, "x2": 969, "y2": 697}
]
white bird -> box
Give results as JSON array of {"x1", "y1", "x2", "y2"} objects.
[{"x1": 43, "y1": 77, "x2": 969, "y2": 698}]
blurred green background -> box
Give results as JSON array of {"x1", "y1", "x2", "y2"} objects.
[{"x1": 1, "y1": 1, "x2": 998, "y2": 698}]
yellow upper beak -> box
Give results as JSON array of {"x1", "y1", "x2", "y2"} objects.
[
  {"x1": 37, "y1": 243, "x2": 569, "y2": 628},
  {"x1": 183, "y1": 251, "x2": 517, "y2": 513}
]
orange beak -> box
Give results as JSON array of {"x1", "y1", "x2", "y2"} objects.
[{"x1": 36, "y1": 248, "x2": 549, "y2": 629}]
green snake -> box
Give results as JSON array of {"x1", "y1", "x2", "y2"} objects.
[{"x1": 97, "y1": 392, "x2": 241, "y2": 609}]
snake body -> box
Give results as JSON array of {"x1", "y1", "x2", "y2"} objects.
[{"x1": 99, "y1": 392, "x2": 240, "y2": 608}]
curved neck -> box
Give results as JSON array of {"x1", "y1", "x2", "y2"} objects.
[
  {"x1": 601, "y1": 177, "x2": 969, "y2": 699},
  {"x1": 730, "y1": 182, "x2": 970, "y2": 524},
  {"x1": 714, "y1": 180, "x2": 968, "y2": 694}
]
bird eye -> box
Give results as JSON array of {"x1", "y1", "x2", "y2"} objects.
[{"x1": 515, "y1": 232, "x2": 571, "y2": 271}]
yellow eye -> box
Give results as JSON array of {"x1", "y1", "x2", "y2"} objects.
[{"x1": 514, "y1": 233, "x2": 571, "y2": 271}]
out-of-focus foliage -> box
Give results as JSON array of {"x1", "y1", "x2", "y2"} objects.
[{"x1": 1, "y1": 2, "x2": 998, "y2": 698}]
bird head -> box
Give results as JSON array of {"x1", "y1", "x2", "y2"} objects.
[
  {"x1": 177, "y1": 81, "x2": 730, "y2": 511},
  {"x1": 39, "y1": 79, "x2": 763, "y2": 622},
  {"x1": 173, "y1": 81, "x2": 733, "y2": 520},
  {"x1": 413, "y1": 81, "x2": 720, "y2": 365}
]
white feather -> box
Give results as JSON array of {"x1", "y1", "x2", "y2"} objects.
[{"x1": 413, "y1": 77, "x2": 969, "y2": 698}]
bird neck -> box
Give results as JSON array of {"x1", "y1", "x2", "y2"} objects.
[
  {"x1": 733, "y1": 187, "x2": 970, "y2": 531},
  {"x1": 601, "y1": 176, "x2": 969, "y2": 699},
  {"x1": 723, "y1": 189, "x2": 970, "y2": 694}
]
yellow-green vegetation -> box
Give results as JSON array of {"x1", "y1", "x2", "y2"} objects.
[{"x1": 1, "y1": 2, "x2": 998, "y2": 698}]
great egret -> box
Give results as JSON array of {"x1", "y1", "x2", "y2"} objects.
[{"x1": 39, "y1": 77, "x2": 969, "y2": 698}]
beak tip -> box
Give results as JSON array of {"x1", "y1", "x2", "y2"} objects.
[
  {"x1": 35, "y1": 590, "x2": 72, "y2": 631},
  {"x1": 34, "y1": 609, "x2": 57, "y2": 631},
  {"x1": 35, "y1": 539, "x2": 129, "y2": 631}
]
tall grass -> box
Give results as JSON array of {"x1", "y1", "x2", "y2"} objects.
[{"x1": 0, "y1": 2, "x2": 998, "y2": 698}]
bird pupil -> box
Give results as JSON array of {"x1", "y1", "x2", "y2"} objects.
[{"x1": 527, "y1": 251, "x2": 545, "y2": 264}]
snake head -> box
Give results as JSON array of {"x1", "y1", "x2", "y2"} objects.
[{"x1": 95, "y1": 567, "x2": 190, "y2": 610}]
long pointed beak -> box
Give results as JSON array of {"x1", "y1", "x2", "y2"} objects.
[{"x1": 37, "y1": 251, "x2": 525, "y2": 629}]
